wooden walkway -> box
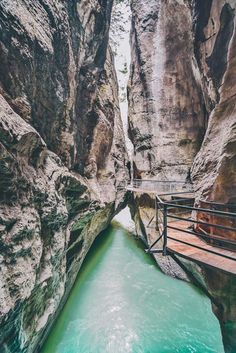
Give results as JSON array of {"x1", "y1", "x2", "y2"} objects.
[
  {"x1": 166, "y1": 220, "x2": 236, "y2": 275},
  {"x1": 126, "y1": 186, "x2": 158, "y2": 194},
  {"x1": 127, "y1": 186, "x2": 194, "y2": 200},
  {"x1": 127, "y1": 180, "x2": 236, "y2": 276}
]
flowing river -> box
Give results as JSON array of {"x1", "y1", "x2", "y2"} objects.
[{"x1": 41, "y1": 212, "x2": 224, "y2": 353}]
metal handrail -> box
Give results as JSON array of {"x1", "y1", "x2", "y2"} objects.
[
  {"x1": 132, "y1": 179, "x2": 188, "y2": 183},
  {"x1": 157, "y1": 191, "x2": 194, "y2": 196},
  {"x1": 162, "y1": 197, "x2": 194, "y2": 203},
  {"x1": 200, "y1": 199, "x2": 236, "y2": 208},
  {"x1": 167, "y1": 233, "x2": 236, "y2": 262},
  {"x1": 167, "y1": 213, "x2": 236, "y2": 233},
  {"x1": 162, "y1": 202, "x2": 236, "y2": 218},
  {"x1": 129, "y1": 180, "x2": 236, "y2": 259},
  {"x1": 156, "y1": 194, "x2": 164, "y2": 205},
  {"x1": 164, "y1": 203, "x2": 236, "y2": 258},
  {"x1": 167, "y1": 224, "x2": 236, "y2": 248},
  {"x1": 146, "y1": 194, "x2": 236, "y2": 260}
]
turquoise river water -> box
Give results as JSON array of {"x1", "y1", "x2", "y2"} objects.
[{"x1": 41, "y1": 218, "x2": 224, "y2": 353}]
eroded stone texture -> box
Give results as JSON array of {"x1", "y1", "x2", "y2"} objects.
[
  {"x1": 128, "y1": 0, "x2": 206, "y2": 180},
  {"x1": 0, "y1": 0, "x2": 114, "y2": 170},
  {"x1": 128, "y1": 1, "x2": 236, "y2": 351},
  {"x1": 0, "y1": 1, "x2": 128, "y2": 352},
  {"x1": 191, "y1": 0, "x2": 236, "y2": 208},
  {"x1": 190, "y1": 4, "x2": 236, "y2": 348}
]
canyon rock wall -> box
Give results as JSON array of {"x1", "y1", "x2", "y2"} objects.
[
  {"x1": 128, "y1": 0, "x2": 206, "y2": 180},
  {"x1": 129, "y1": 0, "x2": 236, "y2": 199},
  {"x1": 128, "y1": 1, "x2": 236, "y2": 351},
  {"x1": 0, "y1": 1, "x2": 128, "y2": 352},
  {"x1": 191, "y1": 0, "x2": 236, "y2": 207}
]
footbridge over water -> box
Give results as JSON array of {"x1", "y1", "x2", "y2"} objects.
[{"x1": 126, "y1": 179, "x2": 236, "y2": 276}]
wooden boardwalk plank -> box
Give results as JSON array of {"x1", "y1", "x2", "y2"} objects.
[
  {"x1": 126, "y1": 187, "x2": 158, "y2": 194},
  {"x1": 166, "y1": 220, "x2": 236, "y2": 275},
  {"x1": 128, "y1": 185, "x2": 236, "y2": 275}
]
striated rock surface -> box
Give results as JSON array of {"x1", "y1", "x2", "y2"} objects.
[
  {"x1": 128, "y1": 1, "x2": 236, "y2": 351},
  {"x1": 0, "y1": 1, "x2": 128, "y2": 352},
  {"x1": 190, "y1": 2, "x2": 236, "y2": 351},
  {"x1": 191, "y1": 0, "x2": 236, "y2": 207},
  {"x1": 128, "y1": 0, "x2": 206, "y2": 180}
]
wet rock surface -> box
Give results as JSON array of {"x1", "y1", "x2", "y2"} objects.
[{"x1": 0, "y1": 1, "x2": 128, "y2": 352}]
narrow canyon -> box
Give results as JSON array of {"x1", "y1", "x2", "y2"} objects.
[{"x1": 0, "y1": 1, "x2": 235, "y2": 353}]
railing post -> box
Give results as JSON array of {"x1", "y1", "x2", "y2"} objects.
[
  {"x1": 155, "y1": 197, "x2": 158, "y2": 231},
  {"x1": 163, "y1": 203, "x2": 168, "y2": 256}
]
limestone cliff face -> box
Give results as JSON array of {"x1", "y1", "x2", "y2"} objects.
[
  {"x1": 129, "y1": 0, "x2": 236, "y2": 192},
  {"x1": 128, "y1": 0, "x2": 206, "y2": 180},
  {"x1": 0, "y1": 0, "x2": 115, "y2": 171},
  {"x1": 0, "y1": 1, "x2": 128, "y2": 352},
  {"x1": 128, "y1": 1, "x2": 236, "y2": 352},
  {"x1": 191, "y1": 0, "x2": 236, "y2": 208},
  {"x1": 189, "y1": 2, "x2": 236, "y2": 351}
]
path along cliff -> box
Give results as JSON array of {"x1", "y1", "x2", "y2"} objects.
[{"x1": 128, "y1": 1, "x2": 236, "y2": 352}]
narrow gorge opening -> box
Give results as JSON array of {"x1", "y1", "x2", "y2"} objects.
[
  {"x1": 0, "y1": 1, "x2": 236, "y2": 353},
  {"x1": 110, "y1": 0, "x2": 134, "y2": 177},
  {"x1": 40, "y1": 2, "x2": 225, "y2": 353}
]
